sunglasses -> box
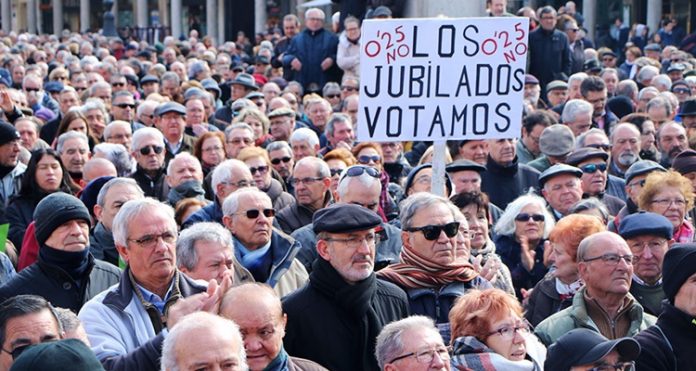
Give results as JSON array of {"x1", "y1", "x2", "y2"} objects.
[
  {"x1": 112, "y1": 82, "x2": 126, "y2": 87},
  {"x1": 24, "y1": 87, "x2": 40, "y2": 93},
  {"x1": 249, "y1": 165, "x2": 268, "y2": 175},
  {"x1": 326, "y1": 94, "x2": 340, "y2": 99},
  {"x1": 673, "y1": 88, "x2": 690, "y2": 94},
  {"x1": 405, "y1": 222, "x2": 460, "y2": 240},
  {"x1": 271, "y1": 156, "x2": 292, "y2": 165},
  {"x1": 115, "y1": 103, "x2": 136, "y2": 109},
  {"x1": 515, "y1": 213, "x2": 545, "y2": 222},
  {"x1": 340, "y1": 165, "x2": 380, "y2": 181},
  {"x1": 330, "y1": 168, "x2": 344, "y2": 177},
  {"x1": 580, "y1": 163, "x2": 607, "y2": 173},
  {"x1": 139, "y1": 145, "x2": 164, "y2": 155},
  {"x1": 358, "y1": 155, "x2": 381, "y2": 164},
  {"x1": 237, "y1": 208, "x2": 275, "y2": 219},
  {"x1": 3, "y1": 344, "x2": 31, "y2": 360}
]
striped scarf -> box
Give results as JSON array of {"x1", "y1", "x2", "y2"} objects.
[{"x1": 377, "y1": 244, "x2": 479, "y2": 289}]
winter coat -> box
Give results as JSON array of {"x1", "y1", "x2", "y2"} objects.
[
  {"x1": 481, "y1": 156, "x2": 540, "y2": 210},
  {"x1": 336, "y1": 31, "x2": 360, "y2": 79},
  {"x1": 528, "y1": 27, "x2": 572, "y2": 90},
  {"x1": 266, "y1": 178, "x2": 295, "y2": 212},
  {"x1": 182, "y1": 199, "x2": 224, "y2": 229},
  {"x1": 634, "y1": 302, "x2": 696, "y2": 371},
  {"x1": 523, "y1": 273, "x2": 574, "y2": 327},
  {"x1": 495, "y1": 234, "x2": 548, "y2": 300},
  {"x1": 0, "y1": 162, "x2": 25, "y2": 207},
  {"x1": 283, "y1": 28, "x2": 339, "y2": 91}
]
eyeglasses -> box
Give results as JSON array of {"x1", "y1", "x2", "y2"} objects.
[
  {"x1": 115, "y1": 103, "x2": 136, "y2": 109},
  {"x1": 24, "y1": 87, "x2": 40, "y2": 93},
  {"x1": 357, "y1": 155, "x2": 381, "y2": 164},
  {"x1": 288, "y1": 177, "x2": 324, "y2": 186},
  {"x1": 324, "y1": 233, "x2": 377, "y2": 249},
  {"x1": 1, "y1": 344, "x2": 32, "y2": 360},
  {"x1": 220, "y1": 180, "x2": 253, "y2": 188},
  {"x1": 629, "y1": 239, "x2": 667, "y2": 255},
  {"x1": 341, "y1": 86, "x2": 358, "y2": 92},
  {"x1": 139, "y1": 145, "x2": 164, "y2": 155},
  {"x1": 270, "y1": 156, "x2": 292, "y2": 165},
  {"x1": 586, "y1": 143, "x2": 612, "y2": 151},
  {"x1": 628, "y1": 179, "x2": 646, "y2": 188},
  {"x1": 404, "y1": 222, "x2": 460, "y2": 240},
  {"x1": 587, "y1": 361, "x2": 635, "y2": 371},
  {"x1": 128, "y1": 231, "x2": 177, "y2": 248},
  {"x1": 579, "y1": 163, "x2": 607, "y2": 173},
  {"x1": 651, "y1": 198, "x2": 687, "y2": 208},
  {"x1": 582, "y1": 253, "x2": 635, "y2": 265},
  {"x1": 203, "y1": 145, "x2": 223, "y2": 153},
  {"x1": 388, "y1": 346, "x2": 450, "y2": 364},
  {"x1": 487, "y1": 321, "x2": 531, "y2": 340},
  {"x1": 515, "y1": 213, "x2": 545, "y2": 222},
  {"x1": 236, "y1": 208, "x2": 275, "y2": 219},
  {"x1": 249, "y1": 165, "x2": 269, "y2": 175},
  {"x1": 339, "y1": 165, "x2": 380, "y2": 181},
  {"x1": 227, "y1": 138, "x2": 253, "y2": 145}
]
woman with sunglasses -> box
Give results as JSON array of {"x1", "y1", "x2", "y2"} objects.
[
  {"x1": 493, "y1": 193, "x2": 555, "y2": 300},
  {"x1": 638, "y1": 170, "x2": 695, "y2": 242},
  {"x1": 449, "y1": 288, "x2": 546, "y2": 370},
  {"x1": 351, "y1": 142, "x2": 402, "y2": 222}
]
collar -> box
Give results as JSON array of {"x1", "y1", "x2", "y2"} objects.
[
  {"x1": 632, "y1": 274, "x2": 662, "y2": 287},
  {"x1": 165, "y1": 136, "x2": 184, "y2": 154},
  {"x1": 135, "y1": 276, "x2": 176, "y2": 314}
]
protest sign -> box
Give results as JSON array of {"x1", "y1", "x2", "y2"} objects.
[{"x1": 358, "y1": 17, "x2": 529, "y2": 142}]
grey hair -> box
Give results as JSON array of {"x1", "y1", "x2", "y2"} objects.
[
  {"x1": 103, "y1": 120, "x2": 131, "y2": 141},
  {"x1": 289, "y1": 127, "x2": 320, "y2": 148},
  {"x1": 324, "y1": 112, "x2": 352, "y2": 138},
  {"x1": 131, "y1": 127, "x2": 164, "y2": 152},
  {"x1": 112, "y1": 198, "x2": 176, "y2": 247},
  {"x1": 211, "y1": 159, "x2": 249, "y2": 194},
  {"x1": 375, "y1": 316, "x2": 442, "y2": 370},
  {"x1": 637, "y1": 86, "x2": 659, "y2": 101},
  {"x1": 188, "y1": 60, "x2": 208, "y2": 80},
  {"x1": 561, "y1": 99, "x2": 593, "y2": 123},
  {"x1": 160, "y1": 312, "x2": 248, "y2": 371},
  {"x1": 493, "y1": 193, "x2": 555, "y2": 238},
  {"x1": 615, "y1": 80, "x2": 638, "y2": 100},
  {"x1": 176, "y1": 222, "x2": 233, "y2": 271},
  {"x1": 295, "y1": 156, "x2": 330, "y2": 178},
  {"x1": 337, "y1": 166, "x2": 381, "y2": 199},
  {"x1": 266, "y1": 140, "x2": 293, "y2": 154},
  {"x1": 88, "y1": 81, "x2": 111, "y2": 97},
  {"x1": 569, "y1": 197, "x2": 610, "y2": 223},
  {"x1": 96, "y1": 177, "x2": 143, "y2": 208},
  {"x1": 399, "y1": 193, "x2": 453, "y2": 230},
  {"x1": 112, "y1": 90, "x2": 133, "y2": 100},
  {"x1": 658, "y1": 92, "x2": 679, "y2": 116},
  {"x1": 598, "y1": 68, "x2": 618, "y2": 79},
  {"x1": 136, "y1": 100, "x2": 159, "y2": 118},
  {"x1": 304, "y1": 7, "x2": 325, "y2": 20},
  {"x1": 56, "y1": 131, "x2": 89, "y2": 154},
  {"x1": 166, "y1": 152, "x2": 202, "y2": 176},
  {"x1": 161, "y1": 71, "x2": 180, "y2": 86},
  {"x1": 635, "y1": 65, "x2": 660, "y2": 84},
  {"x1": 576, "y1": 128, "x2": 607, "y2": 148},
  {"x1": 93, "y1": 142, "x2": 134, "y2": 177},
  {"x1": 650, "y1": 74, "x2": 672, "y2": 92},
  {"x1": 646, "y1": 96, "x2": 673, "y2": 117},
  {"x1": 568, "y1": 72, "x2": 588, "y2": 86},
  {"x1": 222, "y1": 187, "x2": 271, "y2": 216},
  {"x1": 224, "y1": 122, "x2": 254, "y2": 140}
]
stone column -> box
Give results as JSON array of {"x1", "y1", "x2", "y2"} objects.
[
  {"x1": 217, "y1": 0, "x2": 224, "y2": 43},
  {"x1": 582, "y1": 0, "x2": 596, "y2": 43},
  {"x1": 1, "y1": 0, "x2": 10, "y2": 34},
  {"x1": 53, "y1": 0, "x2": 63, "y2": 35},
  {"x1": 170, "y1": 0, "x2": 181, "y2": 38},
  {"x1": 79, "y1": 0, "x2": 89, "y2": 32},
  {"x1": 405, "y1": 0, "x2": 486, "y2": 17},
  {"x1": 136, "y1": 0, "x2": 147, "y2": 27},
  {"x1": 255, "y1": 0, "x2": 266, "y2": 33},
  {"x1": 27, "y1": 0, "x2": 37, "y2": 33},
  {"x1": 206, "y1": 0, "x2": 216, "y2": 43},
  {"x1": 646, "y1": 0, "x2": 662, "y2": 38}
]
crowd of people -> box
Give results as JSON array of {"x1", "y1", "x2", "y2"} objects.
[{"x1": 0, "y1": 0, "x2": 695, "y2": 370}]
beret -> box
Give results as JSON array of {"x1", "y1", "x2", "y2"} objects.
[
  {"x1": 267, "y1": 107, "x2": 295, "y2": 119},
  {"x1": 245, "y1": 91, "x2": 265, "y2": 100},
  {"x1": 255, "y1": 55, "x2": 270, "y2": 64},
  {"x1": 680, "y1": 99, "x2": 696, "y2": 116},
  {"x1": 372, "y1": 6, "x2": 392, "y2": 17},
  {"x1": 619, "y1": 212, "x2": 673, "y2": 240},
  {"x1": 524, "y1": 74, "x2": 539, "y2": 85},
  {"x1": 671, "y1": 80, "x2": 689, "y2": 91},
  {"x1": 662, "y1": 243, "x2": 696, "y2": 303},
  {"x1": 624, "y1": 160, "x2": 665, "y2": 183},
  {"x1": 34, "y1": 192, "x2": 91, "y2": 247},
  {"x1": 201, "y1": 78, "x2": 222, "y2": 96},
  {"x1": 156, "y1": 101, "x2": 186, "y2": 117},
  {"x1": 539, "y1": 164, "x2": 582, "y2": 187},
  {"x1": 667, "y1": 64, "x2": 686, "y2": 73},
  {"x1": 313, "y1": 203, "x2": 382, "y2": 234},
  {"x1": 644, "y1": 43, "x2": 661, "y2": 52},
  {"x1": 539, "y1": 124, "x2": 575, "y2": 157},
  {"x1": 446, "y1": 159, "x2": 486, "y2": 173},
  {"x1": 44, "y1": 81, "x2": 64, "y2": 93},
  {"x1": 583, "y1": 59, "x2": 601, "y2": 72},
  {"x1": 601, "y1": 50, "x2": 617, "y2": 58},
  {"x1": 671, "y1": 149, "x2": 696, "y2": 175},
  {"x1": 566, "y1": 147, "x2": 608, "y2": 166}
]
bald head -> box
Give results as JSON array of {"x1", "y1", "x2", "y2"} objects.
[{"x1": 83, "y1": 158, "x2": 118, "y2": 183}]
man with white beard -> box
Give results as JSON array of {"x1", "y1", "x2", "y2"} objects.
[{"x1": 608, "y1": 123, "x2": 641, "y2": 179}]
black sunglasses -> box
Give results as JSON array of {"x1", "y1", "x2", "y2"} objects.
[
  {"x1": 249, "y1": 165, "x2": 268, "y2": 175},
  {"x1": 326, "y1": 94, "x2": 340, "y2": 99},
  {"x1": 340, "y1": 165, "x2": 380, "y2": 181},
  {"x1": 238, "y1": 208, "x2": 275, "y2": 219},
  {"x1": 580, "y1": 163, "x2": 607, "y2": 173},
  {"x1": 271, "y1": 156, "x2": 292, "y2": 165},
  {"x1": 139, "y1": 145, "x2": 164, "y2": 155},
  {"x1": 358, "y1": 155, "x2": 381, "y2": 164},
  {"x1": 2, "y1": 344, "x2": 30, "y2": 360},
  {"x1": 515, "y1": 213, "x2": 545, "y2": 222},
  {"x1": 405, "y1": 222, "x2": 460, "y2": 240},
  {"x1": 330, "y1": 168, "x2": 344, "y2": 177},
  {"x1": 115, "y1": 103, "x2": 136, "y2": 109}
]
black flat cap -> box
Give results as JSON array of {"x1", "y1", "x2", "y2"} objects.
[
  {"x1": 566, "y1": 147, "x2": 608, "y2": 166},
  {"x1": 539, "y1": 164, "x2": 582, "y2": 187},
  {"x1": 156, "y1": 101, "x2": 186, "y2": 117},
  {"x1": 446, "y1": 159, "x2": 486, "y2": 173},
  {"x1": 313, "y1": 203, "x2": 382, "y2": 234},
  {"x1": 140, "y1": 74, "x2": 159, "y2": 84}
]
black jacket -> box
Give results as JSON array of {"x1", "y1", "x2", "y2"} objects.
[
  {"x1": 524, "y1": 273, "x2": 573, "y2": 327},
  {"x1": 480, "y1": 156, "x2": 540, "y2": 210},
  {"x1": 130, "y1": 166, "x2": 169, "y2": 202},
  {"x1": 528, "y1": 27, "x2": 572, "y2": 90},
  {"x1": 6, "y1": 195, "x2": 39, "y2": 250},
  {"x1": 634, "y1": 302, "x2": 696, "y2": 371},
  {"x1": 0, "y1": 252, "x2": 121, "y2": 312},
  {"x1": 275, "y1": 191, "x2": 331, "y2": 235},
  {"x1": 282, "y1": 259, "x2": 409, "y2": 371},
  {"x1": 89, "y1": 222, "x2": 119, "y2": 266}
]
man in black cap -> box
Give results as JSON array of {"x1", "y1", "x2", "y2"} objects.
[
  {"x1": 634, "y1": 243, "x2": 696, "y2": 370},
  {"x1": 0, "y1": 122, "x2": 25, "y2": 210},
  {"x1": 10, "y1": 338, "x2": 105, "y2": 371},
  {"x1": 546, "y1": 80, "x2": 569, "y2": 107},
  {"x1": 618, "y1": 212, "x2": 674, "y2": 315},
  {"x1": 545, "y1": 328, "x2": 640, "y2": 371},
  {"x1": 446, "y1": 159, "x2": 486, "y2": 195},
  {"x1": 155, "y1": 101, "x2": 196, "y2": 164},
  {"x1": 672, "y1": 149, "x2": 696, "y2": 222},
  {"x1": 539, "y1": 163, "x2": 583, "y2": 220},
  {"x1": 609, "y1": 160, "x2": 666, "y2": 232},
  {"x1": 679, "y1": 98, "x2": 696, "y2": 140},
  {"x1": 0, "y1": 192, "x2": 120, "y2": 312},
  {"x1": 566, "y1": 147, "x2": 625, "y2": 215},
  {"x1": 140, "y1": 75, "x2": 160, "y2": 98},
  {"x1": 282, "y1": 203, "x2": 408, "y2": 371}
]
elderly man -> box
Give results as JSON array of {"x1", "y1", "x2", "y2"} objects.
[
  {"x1": 222, "y1": 188, "x2": 307, "y2": 297},
  {"x1": 517, "y1": 111, "x2": 554, "y2": 164},
  {"x1": 561, "y1": 99, "x2": 594, "y2": 137},
  {"x1": 445, "y1": 160, "x2": 487, "y2": 196},
  {"x1": 582, "y1": 77, "x2": 618, "y2": 135},
  {"x1": 634, "y1": 244, "x2": 696, "y2": 370},
  {"x1": 79, "y1": 198, "x2": 225, "y2": 370},
  {"x1": 111, "y1": 91, "x2": 137, "y2": 125},
  {"x1": 268, "y1": 107, "x2": 297, "y2": 142},
  {"x1": 646, "y1": 96, "x2": 673, "y2": 127},
  {"x1": 224, "y1": 123, "x2": 255, "y2": 159},
  {"x1": 177, "y1": 222, "x2": 242, "y2": 284},
  {"x1": 0, "y1": 193, "x2": 121, "y2": 311},
  {"x1": 156, "y1": 102, "x2": 196, "y2": 164},
  {"x1": 535, "y1": 231, "x2": 655, "y2": 345},
  {"x1": 161, "y1": 312, "x2": 247, "y2": 371},
  {"x1": 57, "y1": 131, "x2": 91, "y2": 188},
  {"x1": 480, "y1": 138, "x2": 540, "y2": 209},
  {"x1": 379, "y1": 193, "x2": 489, "y2": 340},
  {"x1": 609, "y1": 160, "x2": 666, "y2": 232},
  {"x1": 321, "y1": 113, "x2": 355, "y2": 155},
  {"x1": 381, "y1": 142, "x2": 411, "y2": 185},
  {"x1": 276, "y1": 156, "x2": 332, "y2": 234},
  {"x1": 135, "y1": 100, "x2": 159, "y2": 128},
  {"x1": 566, "y1": 148, "x2": 625, "y2": 215},
  {"x1": 82, "y1": 99, "x2": 110, "y2": 138},
  {"x1": 183, "y1": 159, "x2": 253, "y2": 228},
  {"x1": 375, "y1": 316, "x2": 451, "y2": 371},
  {"x1": 103, "y1": 120, "x2": 133, "y2": 151},
  {"x1": 546, "y1": 80, "x2": 569, "y2": 107},
  {"x1": 656, "y1": 121, "x2": 688, "y2": 167},
  {"x1": 267, "y1": 141, "x2": 295, "y2": 186},
  {"x1": 618, "y1": 212, "x2": 673, "y2": 315},
  {"x1": 0, "y1": 122, "x2": 25, "y2": 208},
  {"x1": 539, "y1": 164, "x2": 584, "y2": 219},
  {"x1": 238, "y1": 147, "x2": 295, "y2": 211},
  {"x1": 40, "y1": 86, "x2": 81, "y2": 143},
  {"x1": 289, "y1": 128, "x2": 321, "y2": 161},
  {"x1": 292, "y1": 165, "x2": 402, "y2": 272},
  {"x1": 283, "y1": 203, "x2": 409, "y2": 371},
  {"x1": 528, "y1": 6, "x2": 571, "y2": 91},
  {"x1": 165, "y1": 152, "x2": 206, "y2": 206},
  {"x1": 0, "y1": 295, "x2": 65, "y2": 371},
  {"x1": 608, "y1": 123, "x2": 641, "y2": 178},
  {"x1": 129, "y1": 127, "x2": 168, "y2": 201},
  {"x1": 528, "y1": 123, "x2": 576, "y2": 172},
  {"x1": 303, "y1": 99, "x2": 331, "y2": 146},
  {"x1": 221, "y1": 283, "x2": 328, "y2": 371},
  {"x1": 90, "y1": 178, "x2": 145, "y2": 266}
]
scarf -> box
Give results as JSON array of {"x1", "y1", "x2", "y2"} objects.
[
  {"x1": 236, "y1": 239, "x2": 273, "y2": 283},
  {"x1": 673, "y1": 219, "x2": 694, "y2": 243},
  {"x1": 38, "y1": 245, "x2": 91, "y2": 288},
  {"x1": 378, "y1": 170, "x2": 391, "y2": 222},
  {"x1": 377, "y1": 243, "x2": 478, "y2": 289},
  {"x1": 167, "y1": 179, "x2": 207, "y2": 206},
  {"x1": 450, "y1": 336, "x2": 543, "y2": 371},
  {"x1": 263, "y1": 346, "x2": 289, "y2": 371},
  {"x1": 310, "y1": 258, "x2": 380, "y2": 370},
  {"x1": 556, "y1": 278, "x2": 583, "y2": 301}
]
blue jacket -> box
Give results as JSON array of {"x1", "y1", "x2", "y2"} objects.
[
  {"x1": 283, "y1": 28, "x2": 339, "y2": 91},
  {"x1": 182, "y1": 199, "x2": 223, "y2": 229}
]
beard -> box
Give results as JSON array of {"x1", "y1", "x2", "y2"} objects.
[{"x1": 618, "y1": 151, "x2": 638, "y2": 166}]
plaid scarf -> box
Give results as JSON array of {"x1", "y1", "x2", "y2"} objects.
[{"x1": 377, "y1": 244, "x2": 478, "y2": 289}]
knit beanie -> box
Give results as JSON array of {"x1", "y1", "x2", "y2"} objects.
[
  {"x1": 34, "y1": 192, "x2": 91, "y2": 246},
  {"x1": 662, "y1": 243, "x2": 696, "y2": 304},
  {"x1": 0, "y1": 121, "x2": 19, "y2": 146}
]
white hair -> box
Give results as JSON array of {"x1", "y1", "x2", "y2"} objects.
[
  {"x1": 289, "y1": 127, "x2": 319, "y2": 148},
  {"x1": 112, "y1": 198, "x2": 175, "y2": 247}
]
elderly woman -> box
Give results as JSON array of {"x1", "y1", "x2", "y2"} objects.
[
  {"x1": 451, "y1": 191, "x2": 515, "y2": 296},
  {"x1": 493, "y1": 194, "x2": 555, "y2": 299},
  {"x1": 449, "y1": 289, "x2": 546, "y2": 370},
  {"x1": 638, "y1": 170, "x2": 695, "y2": 242},
  {"x1": 235, "y1": 107, "x2": 272, "y2": 148},
  {"x1": 524, "y1": 214, "x2": 606, "y2": 326}
]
